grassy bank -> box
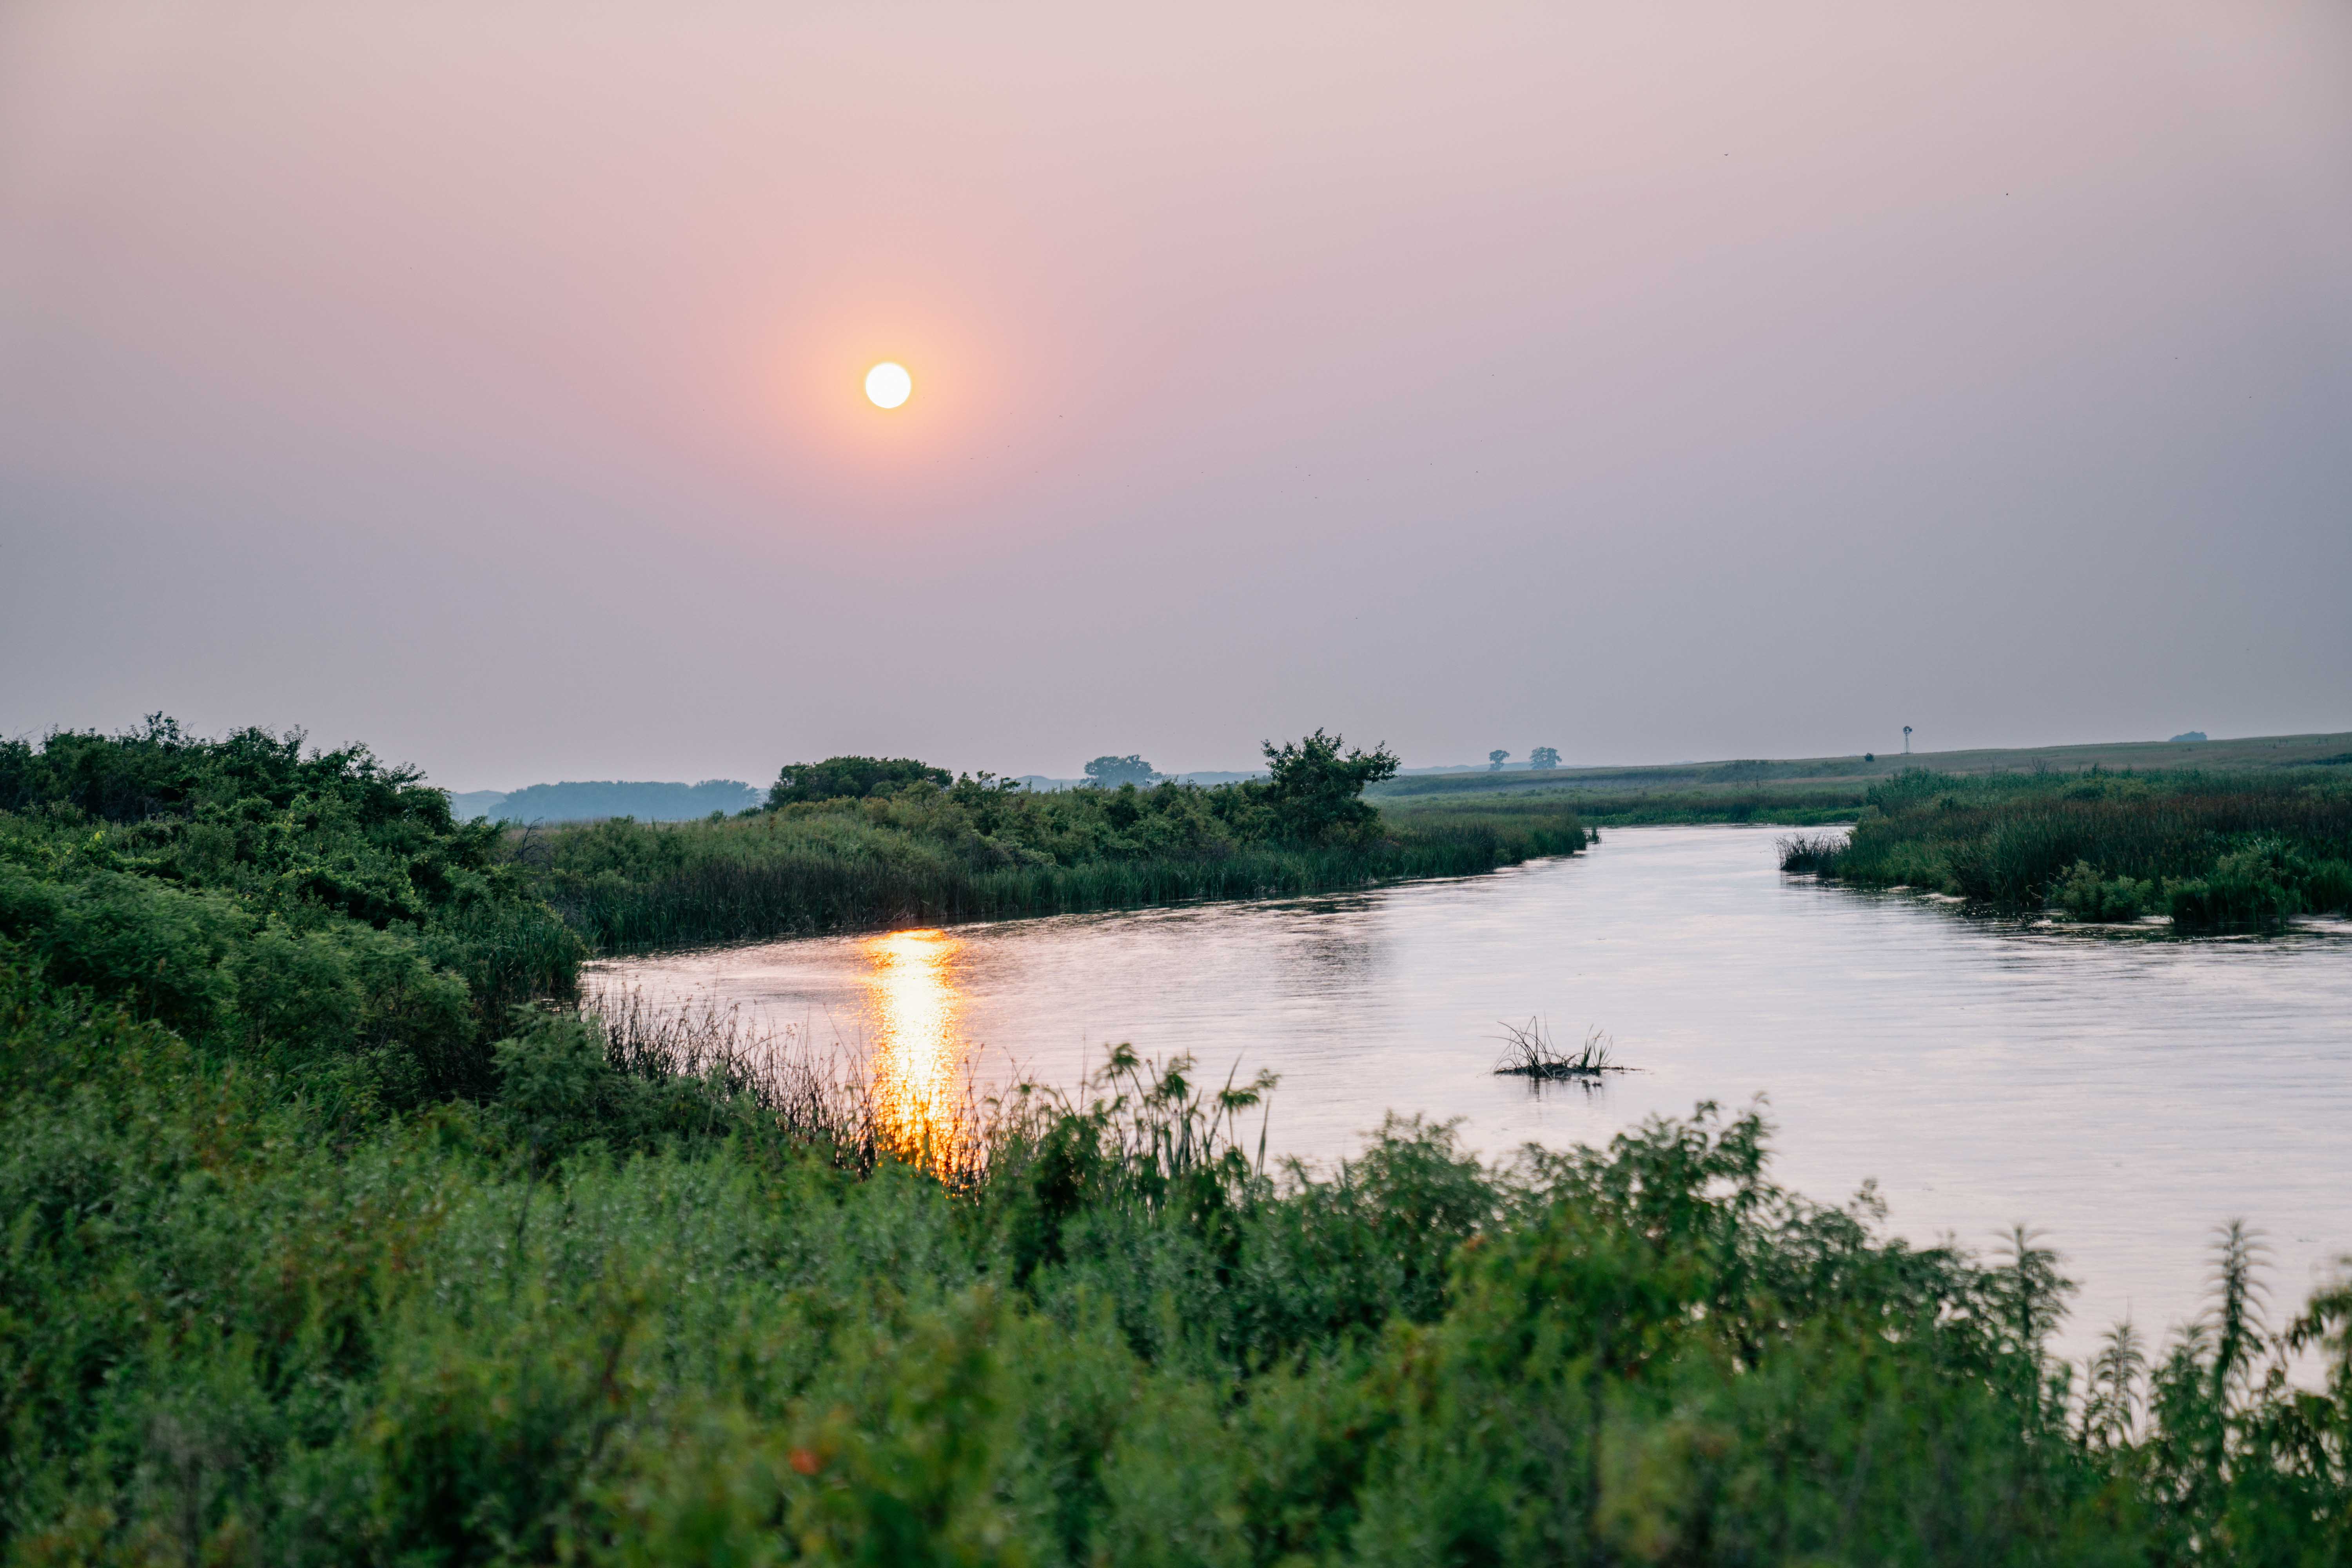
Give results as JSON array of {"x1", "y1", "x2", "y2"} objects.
[
  {"x1": 7, "y1": 962, "x2": 2351, "y2": 1563},
  {"x1": 4, "y1": 720, "x2": 2350, "y2": 1561},
  {"x1": 1782, "y1": 769, "x2": 2352, "y2": 929},
  {"x1": 524, "y1": 750, "x2": 1590, "y2": 953}
]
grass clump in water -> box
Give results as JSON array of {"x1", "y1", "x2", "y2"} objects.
[
  {"x1": 1775, "y1": 829, "x2": 1850, "y2": 875},
  {"x1": 1492, "y1": 1017, "x2": 1621, "y2": 1080}
]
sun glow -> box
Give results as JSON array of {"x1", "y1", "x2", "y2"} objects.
[
  {"x1": 862, "y1": 928, "x2": 963, "y2": 1152},
  {"x1": 864, "y1": 361, "x2": 912, "y2": 408}
]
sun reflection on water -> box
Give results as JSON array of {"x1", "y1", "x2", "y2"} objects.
[{"x1": 862, "y1": 928, "x2": 965, "y2": 1152}]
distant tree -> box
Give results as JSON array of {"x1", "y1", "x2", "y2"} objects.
[
  {"x1": 766, "y1": 756, "x2": 950, "y2": 807},
  {"x1": 1528, "y1": 746, "x2": 1560, "y2": 770},
  {"x1": 494, "y1": 779, "x2": 761, "y2": 824},
  {"x1": 1083, "y1": 754, "x2": 1160, "y2": 788},
  {"x1": 1261, "y1": 729, "x2": 1399, "y2": 844},
  {"x1": 1488, "y1": 749, "x2": 1511, "y2": 772}
]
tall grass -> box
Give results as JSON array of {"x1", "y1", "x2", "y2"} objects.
[
  {"x1": 6, "y1": 951, "x2": 2350, "y2": 1563},
  {"x1": 590, "y1": 987, "x2": 989, "y2": 1180},
  {"x1": 523, "y1": 799, "x2": 1591, "y2": 951},
  {"x1": 1526, "y1": 783, "x2": 1869, "y2": 825},
  {"x1": 1491, "y1": 1017, "x2": 1619, "y2": 1079},
  {"x1": 1785, "y1": 768, "x2": 2352, "y2": 929},
  {"x1": 1775, "y1": 830, "x2": 1850, "y2": 873}
]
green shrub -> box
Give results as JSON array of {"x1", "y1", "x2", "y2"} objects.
[
  {"x1": 2054, "y1": 859, "x2": 2153, "y2": 922},
  {"x1": 767, "y1": 755, "x2": 954, "y2": 806},
  {"x1": 0, "y1": 721, "x2": 581, "y2": 1107},
  {"x1": 2167, "y1": 839, "x2": 2305, "y2": 931}
]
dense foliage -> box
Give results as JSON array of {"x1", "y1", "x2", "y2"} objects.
[
  {"x1": 1783, "y1": 769, "x2": 2352, "y2": 930},
  {"x1": 530, "y1": 732, "x2": 1583, "y2": 951},
  {"x1": 5, "y1": 970, "x2": 2348, "y2": 1564},
  {"x1": 767, "y1": 757, "x2": 955, "y2": 808},
  {"x1": 2, "y1": 722, "x2": 2348, "y2": 1562},
  {"x1": 1082, "y1": 755, "x2": 1159, "y2": 787},
  {"x1": 0, "y1": 719, "x2": 579, "y2": 1112}
]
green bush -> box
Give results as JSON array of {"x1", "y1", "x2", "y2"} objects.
[
  {"x1": 2167, "y1": 847, "x2": 2301, "y2": 931},
  {"x1": 0, "y1": 720, "x2": 580, "y2": 1107},
  {"x1": 767, "y1": 756, "x2": 954, "y2": 807},
  {"x1": 2055, "y1": 860, "x2": 2154, "y2": 923}
]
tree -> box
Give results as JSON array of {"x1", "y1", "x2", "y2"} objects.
[
  {"x1": 766, "y1": 756, "x2": 950, "y2": 807},
  {"x1": 1528, "y1": 746, "x2": 1560, "y2": 769},
  {"x1": 1488, "y1": 749, "x2": 1511, "y2": 771},
  {"x1": 1083, "y1": 754, "x2": 1160, "y2": 788},
  {"x1": 1260, "y1": 729, "x2": 1398, "y2": 844}
]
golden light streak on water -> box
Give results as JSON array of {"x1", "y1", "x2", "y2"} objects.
[{"x1": 862, "y1": 928, "x2": 965, "y2": 1154}]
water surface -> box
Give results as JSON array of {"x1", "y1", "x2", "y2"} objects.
[{"x1": 594, "y1": 824, "x2": 2352, "y2": 1357}]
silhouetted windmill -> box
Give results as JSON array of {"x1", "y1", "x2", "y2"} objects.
[{"x1": 1903, "y1": 725, "x2": 1913, "y2": 755}]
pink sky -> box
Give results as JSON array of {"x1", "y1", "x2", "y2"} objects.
[{"x1": 5, "y1": 1, "x2": 2348, "y2": 785}]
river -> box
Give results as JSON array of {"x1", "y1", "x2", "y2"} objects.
[{"x1": 591, "y1": 823, "x2": 2352, "y2": 1359}]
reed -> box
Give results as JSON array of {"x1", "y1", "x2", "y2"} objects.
[
  {"x1": 1491, "y1": 1017, "x2": 1621, "y2": 1079},
  {"x1": 1803, "y1": 768, "x2": 2352, "y2": 929},
  {"x1": 523, "y1": 797, "x2": 1592, "y2": 952},
  {"x1": 1775, "y1": 830, "x2": 1850, "y2": 874},
  {"x1": 587, "y1": 987, "x2": 952, "y2": 1176}
]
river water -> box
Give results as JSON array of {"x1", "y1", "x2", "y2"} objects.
[{"x1": 591, "y1": 824, "x2": 2352, "y2": 1359}]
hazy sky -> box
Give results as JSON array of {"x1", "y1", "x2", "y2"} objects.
[{"x1": 5, "y1": 1, "x2": 2348, "y2": 789}]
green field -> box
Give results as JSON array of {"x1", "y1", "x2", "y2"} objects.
[{"x1": 1370, "y1": 730, "x2": 2352, "y2": 826}]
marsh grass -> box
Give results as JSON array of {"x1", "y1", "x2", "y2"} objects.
[
  {"x1": 1776, "y1": 830, "x2": 1850, "y2": 874},
  {"x1": 587, "y1": 987, "x2": 1000, "y2": 1181},
  {"x1": 1492, "y1": 1017, "x2": 1621, "y2": 1080},
  {"x1": 528, "y1": 798, "x2": 1592, "y2": 952},
  {"x1": 1794, "y1": 769, "x2": 2352, "y2": 931},
  {"x1": 1379, "y1": 778, "x2": 1869, "y2": 825}
]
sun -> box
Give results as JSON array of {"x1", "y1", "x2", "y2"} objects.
[{"x1": 864, "y1": 361, "x2": 912, "y2": 409}]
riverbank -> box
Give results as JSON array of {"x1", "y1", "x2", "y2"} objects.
[
  {"x1": 8, "y1": 955, "x2": 2350, "y2": 1561},
  {"x1": 521, "y1": 784, "x2": 1592, "y2": 953},
  {"x1": 1784, "y1": 768, "x2": 2352, "y2": 928}
]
